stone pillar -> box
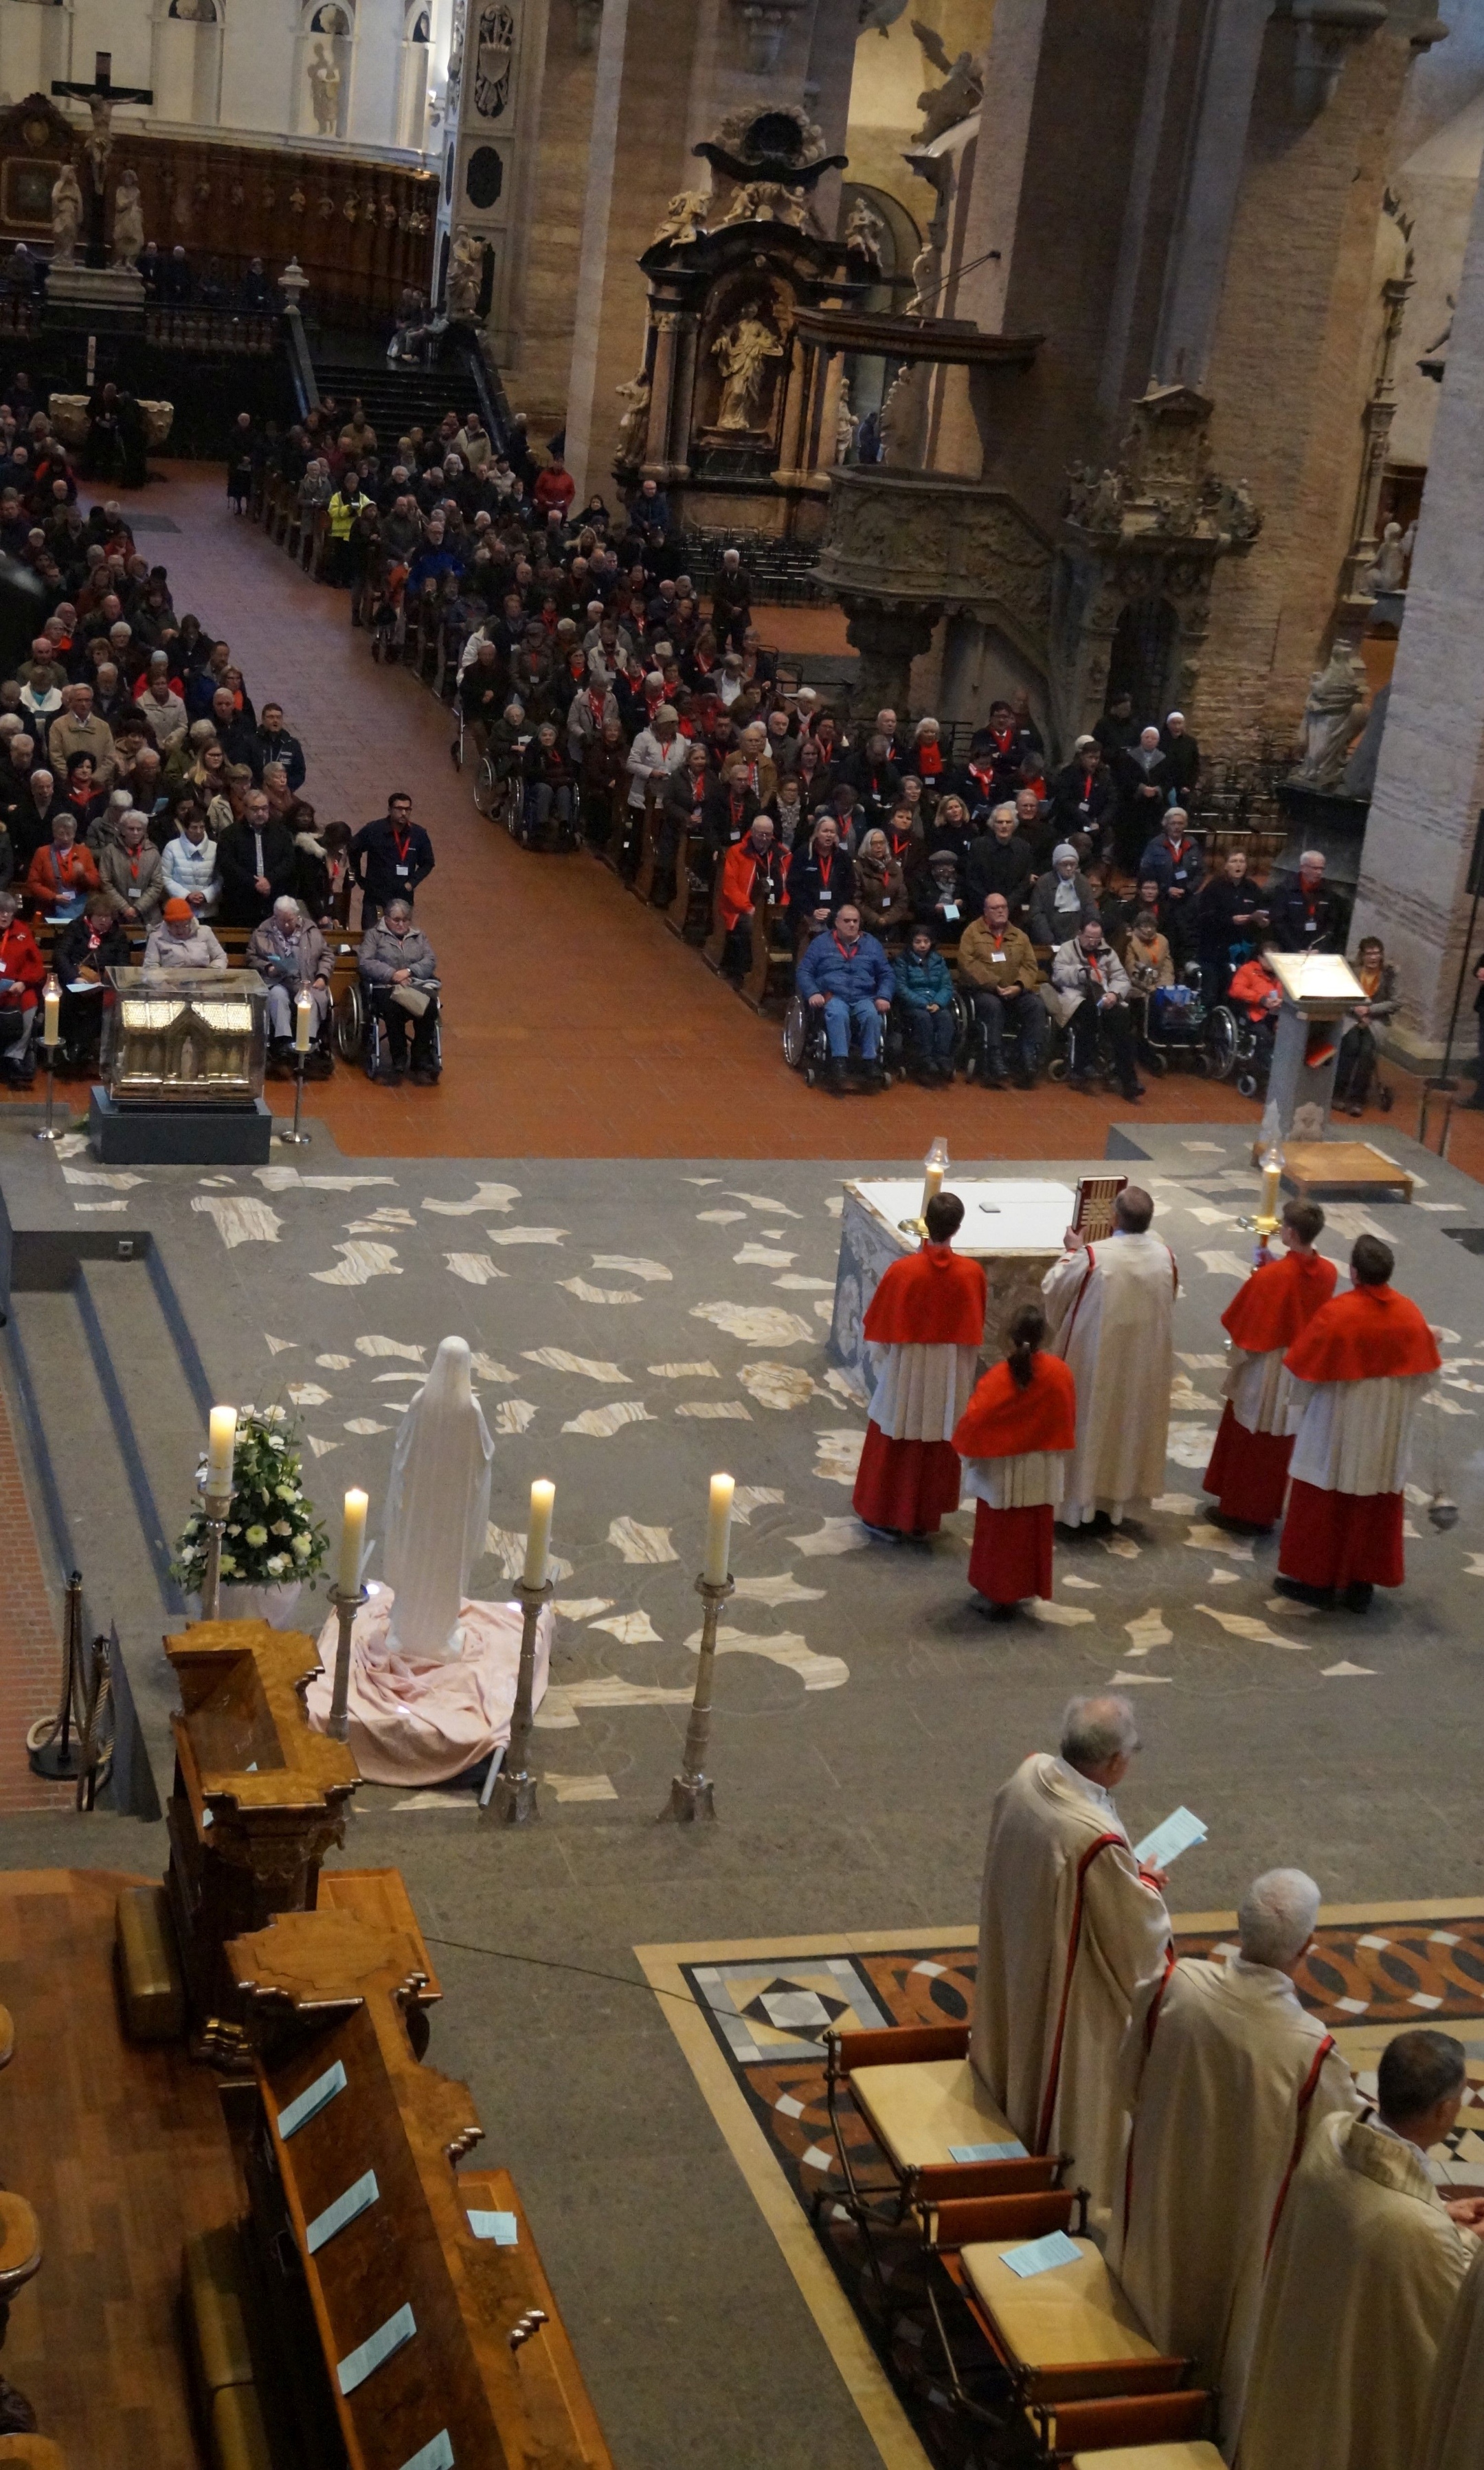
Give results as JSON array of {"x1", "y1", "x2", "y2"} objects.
[
  {"x1": 1151, "y1": 0, "x2": 1274, "y2": 388},
  {"x1": 839, "y1": 596, "x2": 942, "y2": 725},
  {"x1": 642, "y1": 308, "x2": 683, "y2": 475},
  {"x1": 445, "y1": 0, "x2": 553, "y2": 366},
  {"x1": 805, "y1": 0, "x2": 859, "y2": 238},
  {"x1": 772, "y1": 335, "x2": 809, "y2": 484},
  {"x1": 1351, "y1": 154, "x2": 1484, "y2": 1069},
  {"x1": 811, "y1": 349, "x2": 846, "y2": 484}
]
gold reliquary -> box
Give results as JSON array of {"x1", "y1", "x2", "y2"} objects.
[{"x1": 102, "y1": 969, "x2": 269, "y2": 1107}]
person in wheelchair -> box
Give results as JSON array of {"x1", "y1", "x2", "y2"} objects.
[
  {"x1": 959, "y1": 891, "x2": 1042, "y2": 1088},
  {"x1": 246, "y1": 895, "x2": 335, "y2": 1078},
  {"x1": 1226, "y1": 943, "x2": 1283, "y2": 1088},
  {"x1": 1051, "y1": 917, "x2": 1144, "y2": 1101},
  {"x1": 795, "y1": 900, "x2": 895, "y2": 1094},
  {"x1": 458, "y1": 639, "x2": 504, "y2": 756},
  {"x1": 1333, "y1": 936, "x2": 1397, "y2": 1116},
  {"x1": 359, "y1": 897, "x2": 441, "y2": 1087},
  {"x1": 520, "y1": 721, "x2": 576, "y2": 848},
  {"x1": 896, "y1": 924, "x2": 958, "y2": 1084}
]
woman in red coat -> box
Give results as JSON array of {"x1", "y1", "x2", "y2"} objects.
[{"x1": 953, "y1": 1305, "x2": 1077, "y2": 1618}]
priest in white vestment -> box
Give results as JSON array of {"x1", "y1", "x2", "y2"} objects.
[
  {"x1": 1421, "y1": 2245, "x2": 1484, "y2": 2470},
  {"x1": 1241, "y1": 2030, "x2": 1484, "y2": 2470},
  {"x1": 1110, "y1": 1867, "x2": 1360, "y2": 2456},
  {"x1": 1041, "y1": 1185, "x2": 1178, "y2": 1526},
  {"x1": 972, "y1": 1693, "x2": 1171, "y2": 2221}
]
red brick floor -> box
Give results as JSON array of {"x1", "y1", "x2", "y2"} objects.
[
  {"x1": 1, "y1": 460, "x2": 1477, "y2": 1180},
  {"x1": 0, "y1": 1374, "x2": 74, "y2": 1815}
]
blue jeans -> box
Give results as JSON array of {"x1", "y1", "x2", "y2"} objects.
[
  {"x1": 906, "y1": 1002, "x2": 957, "y2": 1066},
  {"x1": 822, "y1": 993, "x2": 882, "y2": 1059},
  {"x1": 973, "y1": 986, "x2": 1040, "y2": 1075}
]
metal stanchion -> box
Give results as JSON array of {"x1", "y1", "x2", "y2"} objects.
[
  {"x1": 277, "y1": 1050, "x2": 312, "y2": 1146},
  {"x1": 485, "y1": 1577, "x2": 552, "y2": 1825},
  {"x1": 663, "y1": 1571, "x2": 734, "y2": 1822},
  {"x1": 326, "y1": 1584, "x2": 368, "y2": 1743},
  {"x1": 26, "y1": 1571, "x2": 87, "y2": 1779}
]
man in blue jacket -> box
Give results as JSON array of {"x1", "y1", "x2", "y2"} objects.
[{"x1": 796, "y1": 900, "x2": 895, "y2": 1093}]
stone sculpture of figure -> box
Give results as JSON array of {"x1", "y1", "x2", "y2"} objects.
[
  {"x1": 112, "y1": 169, "x2": 144, "y2": 271},
  {"x1": 712, "y1": 310, "x2": 783, "y2": 432},
  {"x1": 1294, "y1": 640, "x2": 1369, "y2": 791},
  {"x1": 50, "y1": 164, "x2": 82, "y2": 267},
  {"x1": 906, "y1": 239, "x2": 940, "y2": 318},
  {"x1": 446, "y1": 227, "x2": 482, "y2": 319},
  {"x1": 844, "y1": 194, "x2": 886, "y2": 271},
  {"x1": 384, "y1": 1336, "x2": 494, "y2": 1663},
  {"x1": 651, "y1": 189, "x2": 708, "y2": 249},
  {"x1": 834, "y1": 375, "x2": 857, "y2": 465},
  {"x1": 307, "y1": 38, "x2": 341, "y2": 136},
  {"x1": 1363, "y1": 518, "x2": 1407, "y2": 597},
  {"x1": 911, "y1": 19, "x2": 985, "y2": 142},
  {"x1": 614, "y1": 371, "x2": 651, "y2": 465}
]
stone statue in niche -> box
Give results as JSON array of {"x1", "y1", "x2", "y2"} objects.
[
  {"x1": 446, "y1": 227, "x2": 482, "y2": 319},
  {"x1": 910, "y1": 19, "x2": 984, "y2": 144},
  {"x1": 906, "y1": 238, "x2": 940, "y2": 317},
  {"x1": 50, "y1": 162, "x2": 82, "y2": 266},
  {"x1": 1362, "y1": 518, "x2": 1408, "y2": 597},
  {"x1": 651, "y1": 190, "x2": 708, "y2": 249},
  {"x1": 835, "y1": 377, "x2": 857, "y2": 465},
  {"x1": 614, "y1": 372, "x2": 651, "y2": 466},
  {"x1": 1293, "y1": 640, "x2": 1369, "y2": 791},
  {"x1": 711, "y1": 310, "x2": 783, "y2": 432},
  {"x1": 473, "y1": 3, "x2": 515, "y2": 117},
  {"x1": 307, "y1": 40, "x2": 342, "y2": 135},
  {"x1": 844, "y1": 194, "x2": 886, "y2": 271},
  {"x1": 112, "y1": 168, "x2": 144, "y2": 269}
]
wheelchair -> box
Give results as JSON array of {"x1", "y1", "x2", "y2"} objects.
[
  {"x1": 1205, "y1": 1000, "x2": 1274, "y2": 1099},
  {"x1": 959, "y1": 986, "x2": 1046, "y2": 1085},
  {"x1": 337, "y1": 978, "x2": 444, "y2": 1081},
  {"x1": 782, "y1": 993, "x2": 907, "y2": 1088},
  {"x1": 1131, "y1": 964, "x2": 1213, "y2": 1077},
  {"x1": 504, "y1": 776, "x2": 578, "y2": 854}
]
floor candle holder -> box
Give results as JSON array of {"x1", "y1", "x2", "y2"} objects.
[
  {"x1": 326, "y1": 1583, "x2": 368, "y2": 1742},
  {"x1": 663, "y1": 1571, "x2": 734, "y2": 1823},
  {"x1": 199, "y1": 1485, "x2": 234, "y2": 1621},
  {"x1": 486, "y1": 1575, "x2": 552, "y2": 1826},
  {"x1": 32, "y1": 1040, "x2": 62, "y2": 1142},
  {"x1": 277, "y1": 1051, "x2": 312, "y2": 1147}
]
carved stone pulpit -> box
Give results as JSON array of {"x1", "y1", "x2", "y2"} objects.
[{"x1": 164, "y1": 1620, "x2": 359, "y2": 2065}]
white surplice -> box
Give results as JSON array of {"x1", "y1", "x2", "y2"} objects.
[
  {"x1": 1287, "y1": 1369, "x2": 1435, "y2": 1495},
  {"x1": 959, "y1": 1450, "x2": 1066, "y2": 1509},
  {"x1": 1042, "y1": 1229, "x2": 1178, "y2": 1524},
  {"x1": 971, "y1": 1751, "x2": 1170, "y2": 2219},
  {"x1": 1224, "y1": 1343, "x2": 1298, "y2": 1437},
  {"x1": 1241, "y1": 2112, "x2": 1476, "y2": 2470},
  {"x1": 1109, "y1": 1953, "x2": 1360, "y2": 2456},
  {"x1": 867, "y1": 1340, "x2": 982, "y2": 1442},
  {"x1": 1421, "y1": 2245, "x2": 1484, "y2": 2470}
]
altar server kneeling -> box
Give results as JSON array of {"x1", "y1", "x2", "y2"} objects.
[
  {"x1": 852, "y1": 1191, "x2": 987, "y2": 1541},
  {"x1": 953, "y1": 1305, "x2": 1077, "y2": 1617},
  {"x1": 1274, "y1": 1233, "x2": 1441, "y2": 1612},
  {"x1": 1203, "y1": 1198, "x2": 1336, "y2": 1528}
]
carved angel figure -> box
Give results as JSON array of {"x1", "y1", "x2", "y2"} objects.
[
  {"x1": 446, "y1": 227, "x2": 482, "y2": 320},
  {"x1": 911, "y1": 19, "x2": 985, "y2": 143},
  {"x1": 844, "y1": 194, "x2": 886, "y2": 271},
  {"x1": 652, "y1": 189, "x2": 708, "y2": 249}
]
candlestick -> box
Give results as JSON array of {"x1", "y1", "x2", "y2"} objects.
[
  {"x1": 294, "y1": 989, "x2": 313, "y2": 1053},
  {"x1": 920, "y1": 1134, "x2": 949, "y2": 1224},
  {"x1": 522, "y1": 1479, "x2": 554, "y2": 1588},
  {"x1": 484, "y1": 1574, "x2": 551, "y2": 1825},
  {"x1": 206, "y1": 1406, "x2": 236, "y2": 1495},
  {"x1": 30, "y1": 1031, "x2": 62, "y2": 1142},
  {"x1": 326, "y1": 1580, "x2": 367, "y2": 1743},
  {"x1": 338, "y1": 1487, "x2": 368, "y2": 1597},
  {"x1": 704, "y1": 1472, "x2": 734, "y2": 1586},
  {"x1": 42, "y1": 972, "x2": 59, "y2": 1048},
  {"x1": 663, "y1": 1571, "x2": 734, "y2": 1823}
]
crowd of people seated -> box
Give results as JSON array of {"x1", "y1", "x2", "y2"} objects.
[{"x1": 0, "y1": 381, "x2": 442, "y2": 1092}]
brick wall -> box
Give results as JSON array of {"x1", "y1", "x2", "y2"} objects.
[{"x1": 0, "y1": 1365, "x2": 74, "y2": 1815}]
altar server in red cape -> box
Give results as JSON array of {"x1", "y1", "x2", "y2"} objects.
[
  {"x1": 1275, "y1": 1233, "x2": 1441, "y2": 1613},
  {"x1": 1203, "y1": 1198, "x2": 1337, "y2": 1528},
  {"x1": 954, "y1": 1305, "x2": 1077, "y2": 1617},
  {"x1": 852, "y1": 1190, "x2": 987, "y2": 1539}
]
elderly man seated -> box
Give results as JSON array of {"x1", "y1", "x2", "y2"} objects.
[
  {"x1": 143, "y1": 897, "x2": 228, "y2": 972},
  {"x1": 795, "y1": 899, "x2": 895, "y2": 1095},
  {"x1": 246, "y1": 895, "x2": 333, "y2": 1077},
  {"x1": 359, "y1": 895, "x2": 440, "y2": 1087},
  {"x1": 1051, "y1": 915, "x2": 1144, "y2": 1102},
  {"x1": 97, "y1": 807, "x2": 166, "y2": 927}
]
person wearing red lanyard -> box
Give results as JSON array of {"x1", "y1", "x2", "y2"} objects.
[
  {"x1": 1050, "y1": 917, "x2": 1144, "y2": 1101},
  {"x1": 794, "y1": 901, "x2": 896, "y2": 1092},
  {"x1": 25, "y1": 811, "x2": 100, "y2": 919},
  {"x1": 351, "y1": 791, "x2": 435, "y2": 927},
  {"x1": 98, "y1": 807, "x2": 165, "y2": 924},
  {"x1": 719, "y1": 814, "x2": 788, "y2": 979}
]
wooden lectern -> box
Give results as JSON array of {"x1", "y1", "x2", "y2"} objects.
[
  {"x1": 1257, "y1": 953, "x2": 1413, "y2": 1200},
  {"x1": 164, "y1": 1621, "x2": 361, "y2": 2066}
]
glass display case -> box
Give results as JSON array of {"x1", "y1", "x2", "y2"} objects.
[{"x1": 102, "y1": 967, "x2": 268, "y2": 1107}]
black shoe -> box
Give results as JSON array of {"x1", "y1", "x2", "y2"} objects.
[
  {"x1": 976, "y1": 1599, "x2": 1019, "y2": 1622},
  {"x1": 1340, "y1": 1581, "x2": 1374, "y2": 1613},
  {"x1": 984, "y1": 1069, "x2": 1008, "y2": 1090},
  {"x1": 823, "y1": 1059, "x2": 848, "y2": 1095},
  {"x1": 1066, "y1": 1073, "x2": 1092, "y2": 1094},
  {"x1": 409, "y1": 1066, "x2": 440, "y2": 1086},
  {"x1": 1120, "y1": 1081, "x2": 1145, "y2": 1103},
  {"x1": 1013, "y1": 1068, "x2": 1034, "y2": 1090},
  {"x1": 372, "y1": 1066, "x2": 403, "y2": 1086},
  {"x1": 1273, "y1": 1574, "x2": 1332, "y2": 1608}
]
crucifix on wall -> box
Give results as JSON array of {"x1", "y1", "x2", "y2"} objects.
[{"x1": 52, "y1": 52, "x2": 154, "y2": 268}]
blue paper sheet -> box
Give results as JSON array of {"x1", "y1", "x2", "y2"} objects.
[
  {"x1": 999, "y1": 2230, "x2": 1081, "y2": 2280},
  {"x1": 306, "y1": 2168, "x2": 379, "y2": 2255},
  {"x1": 278, "y1": 2058, "x2": 348, "y2": 2140},
  {"x1": 466, "y1": 2209, "x2": 519, "y2": 2245},
  {"x1": 337, "y1": 2302, "x2": 417, "y2": 2396},
  {"x1": 947, "y1": 2140, "x2": 1029, "y2": 2163},
  {"x1": 397, "y1": 2434, "x2": 453, "y2": 2470}
]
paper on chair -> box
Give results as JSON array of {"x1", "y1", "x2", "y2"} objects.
[
  {"x1": 947, "y1": 2140, "x2": 1029, "y2": 2163},
  {"x1": 278, "y1": 2059, "x2": 348, "y2": 2140},
  {"x1": 337, "y1": 2302, "x2": 416, "y2": 2395},
  {"x1": 466, "y1": 2208, "x2": 519, "y2": 2244},
  {"x1": 397, "y1": 2436, "x2": 453, "y2": 2470},
  {"x1": 1134, "y1": 1806, "x2": 1208, "y2": 1869},
  {"x1": 1000, "y1": 2230, "x2": 1081, "y2": 2279},
  {"x1": 306, "y1": 2168, "x2": 380, "y2": 2254}
]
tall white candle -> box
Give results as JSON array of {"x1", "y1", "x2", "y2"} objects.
[
  {"x1": 523, "y1": 1479, "x2": 555, "y2": 1588},
  {"x1": 294, "y1": 989, "x2": 313, "y2": 1053},
  {"x1": 704, "y1": 1472, "x2": 734, "y2": 1586},
  {"x1": 339, "y1": 1488, "x2": 368, "y2": 1596},
  {"x1": 43, "y1": 975, "x2": 60, "y2": 1047},
  {"x1": 205, "y1": 1405, "x2": 236, "y2": 1494}
]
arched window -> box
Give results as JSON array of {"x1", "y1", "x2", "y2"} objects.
[{"x1": 153, "y1": 0, "x2": 224, "y2": 129}]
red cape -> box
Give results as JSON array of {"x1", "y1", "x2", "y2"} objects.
[
  {"x1": 1222, "y1": 1248, "x2": 1337, "y2": 1355},
  {"x1": 1283, "y1": 1284, "x2": 1441, "y2": 1384},
  {"x1": 953, "y1": 1354, "x2": 1077, "y2": 1459},
  {"x1": 863, "y1": 1244, "x2": 987, "y2": 1347}
]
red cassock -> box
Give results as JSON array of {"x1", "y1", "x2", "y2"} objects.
[
  {"x1": 1276, "y1": 1283, "x2": 1442, "y2": 1591},
  {"x1": 952, "y1": 1354, "x2": 1079, "y2": 1604},
  {"x1": 852, "y1": 1244, "x2": 988, "y2": 1535},
  {"x1": 1202, "y1": 1248, "x2": 1338, "y2": 1526}
]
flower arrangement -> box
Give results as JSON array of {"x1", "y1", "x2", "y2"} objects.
[{"x1": 171, "y1": 1404, "x2": 330, "y2": 1593}]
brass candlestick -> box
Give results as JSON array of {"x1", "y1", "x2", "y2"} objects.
[
  {"x1": 199, "y1": 1483, "x2": 234, "y2": 1620},
  {"x1": 326, "y1": 1583, "x2": 368, "y2": 1743},
  {"x1": 664, "y1": 1571, "x2": 734, "y2": 1823},
  {"x1": 486, "y1": 1575, "x2": 552, "y2": 1826}
]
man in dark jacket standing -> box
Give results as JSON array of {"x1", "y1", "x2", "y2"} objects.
[
  {"x1": 248, "y1": 703, "x2": 306, "y2": 794},
  {"x1": 352, "y1": 791, "x2": 435, "y2": 925},
  {"x1": 216, "y1": 787, "x2": 297, "y2": 928}
]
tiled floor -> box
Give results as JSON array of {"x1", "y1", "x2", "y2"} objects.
[{"x1": 8, "y1": 460, "x2": 1472, "y2": 1175}]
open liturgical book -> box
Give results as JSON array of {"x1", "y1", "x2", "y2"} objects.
[{"x1": 1134, "y1": 1806, "x2": 1208, "y2": 1870}]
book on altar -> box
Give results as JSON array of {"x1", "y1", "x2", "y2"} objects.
[{"x1": 1134, "y1": 1806, "x2": 1208, "y2": 1868}]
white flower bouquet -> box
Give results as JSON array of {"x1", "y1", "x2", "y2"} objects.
[{"x1": 171, "y1": 1404, "x2": 330, "y2": 1591}]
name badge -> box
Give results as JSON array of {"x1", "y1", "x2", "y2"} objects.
[{"x1": 395, "y1": 864, "x2": 409, "y2": 876}]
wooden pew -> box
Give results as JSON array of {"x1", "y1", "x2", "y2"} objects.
[
  {"x1": 632, "y1": 784, "x2": 662, "y2": 903},
  {"x1": 229, "y1": 1902, "x2": 614, "y2": 2470},
  {"x1": 667, "y1": 827, "x2": 710, "y2": 941},
  {"x1": 737, "y1": 895, "x2": 793, "y2": 1012}
]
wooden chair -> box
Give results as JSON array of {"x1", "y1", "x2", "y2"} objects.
[
  {"x1": 1062, "y1": 2419, "x2": 1219, "y2": 2467},
  {"x1": 701, "y1": 866, "x2": 728, "y2": 972},
  {"x1": 737, "y1": 897, "x2": 794, "y2": 1013},
  {"x1": 668, "y1": 827, "x2": 710, "y2": 941},
  {"x1": 820, "y1": 2024, "x2": 1061, "y2": 2247}
]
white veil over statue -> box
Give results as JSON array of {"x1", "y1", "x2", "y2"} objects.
[{"x1": 383, "y1": 1336, "x2": 493, "y2": 1662}]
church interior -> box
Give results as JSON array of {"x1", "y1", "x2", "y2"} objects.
[{"x1": 1, "y1": 3, "x2": 1483, "y2": 2467}]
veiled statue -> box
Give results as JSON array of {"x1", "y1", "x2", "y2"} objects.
[{"x1": 51, "y1": 164, "x2": 82, "y2": 267}]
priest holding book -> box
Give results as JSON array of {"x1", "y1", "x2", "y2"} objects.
[
  {"x1": 1203, "y1": 1198, "x2": 1336, "y2": 1528},
  {"x1": 1041, "y1": 1185, "x2": 1179, "y2": 1529},
  {"x1": 1274, "y1": 1234, "x2": 1441, "y2": 1612},
  {"x1": 852, "y1": 1190, "x2": 987, "y2": 1542}
]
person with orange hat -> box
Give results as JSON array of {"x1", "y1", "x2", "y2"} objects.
[{"x1": 142, "y1": 896, "x2": 227, "y2": 972}]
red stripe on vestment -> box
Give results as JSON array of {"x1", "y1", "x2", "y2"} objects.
[
  {"x1": 1035, "y1": 1830, "x2": 1123, "y2": 2155},
  {"x1": 1265, "y1": 2034, "x2": 1336, "y2": 2262}
]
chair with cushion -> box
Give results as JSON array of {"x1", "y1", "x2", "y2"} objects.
[
  {"x1": 1068, "y1": 2445, "x2": 1222, "y2": 2469},
  {"x1": 820, "y1": 2023, "x2": 1063, "y2": 2248}
]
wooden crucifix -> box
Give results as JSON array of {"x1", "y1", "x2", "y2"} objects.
[{"x1": 52, "y1": 53, "x2": 154, "y2": 269}]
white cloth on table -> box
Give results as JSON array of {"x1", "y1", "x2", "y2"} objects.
[
  {"x1": 1286, "y1": 1369, "x2": 1432, "y2": 1496},
  {"x1": 866, "y1": 1340, "x2": 980, "y2": 1442}
]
